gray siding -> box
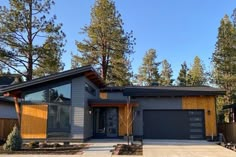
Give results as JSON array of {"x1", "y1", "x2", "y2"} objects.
[
  {"x1": 83, "y1": 78, "x2": 99, "y2": 139},
  {"x1": 107, "y1": 92, "x2": 126, "y2": 100},
  {"x1": 71, "y1": 77, "x2": 86, "y2": 139},
  {"x1": 0, "y1": 102, "x2": 17, "y2": 119},
  {"x1": 133, "y1": 97, "x2": 182, "y2": 136}
]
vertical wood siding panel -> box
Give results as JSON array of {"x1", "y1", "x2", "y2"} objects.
[
  {"x1": 182, "y1": 96, "x2": 216, "y2": 137},
  {"x1": 99, "y1": 92, "x2": 107, "y2": 99},
  {"x1": 21, "y1": 105, "x2": 47, "y2": 139},
  {"x1": 119, "y1": 106, "x2": 132, "y2": 136}
]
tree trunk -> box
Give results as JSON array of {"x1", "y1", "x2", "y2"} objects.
[
  {"x1": 101, "y1": 55, "x2": 107, "y2": 82},
  {"x1": 27, "y1": 1, "x2": 33, "y2": 81}
]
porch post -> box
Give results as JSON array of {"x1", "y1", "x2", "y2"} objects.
[
  {"x1": 14, "y1": 97, "x2": 21, "y2": 125},
  {"x1": 126, "y1": 96, "x2": 130, "y2": 145}
]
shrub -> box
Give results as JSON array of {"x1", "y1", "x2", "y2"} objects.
[
  {"x1": 3, "y1": 125, "x2": 22, "y2": 151},
  {"x1": 28, "y1": 141, "x2": 39, "y2": 148}
]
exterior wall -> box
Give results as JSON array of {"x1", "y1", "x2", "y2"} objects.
[
  {"x1": 0, "y1": 101, "x2": 17, "y2": 119},
  {"x1": 133, "y1": 97, "x2": 182, "y2": 136},
  {"x1": 101, "y1": 92, "x2": 126, "y2": 100},
  {"x1": 71, "y1": 77, "x2": 86, "y2": 139},
  {"x1": 182, "y1": 96, "x2": 217, "y2": 137},
  {"x1": 83, "y1": 77, "x2": 99, "y2": 139}
]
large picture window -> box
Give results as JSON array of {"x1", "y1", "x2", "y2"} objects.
[
  {"x1": 25, "y1": 90, "x2": 48, "y2": 102},
  {"x1": 23, "y1": 83, "x2": 71, "y2": 137}
]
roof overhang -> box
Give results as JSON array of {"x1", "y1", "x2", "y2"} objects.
[
  {"x1": 123, "y1": 86, "x2": 225, "y2": 97},
  {"x1": 88, "y1": 99, "x2": 138, "y2": 107},
  {"x1": 1, "y1": 65, "x2": 105, "y2": 97}
]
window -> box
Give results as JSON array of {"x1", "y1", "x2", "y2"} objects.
[
  {"x1": 48, "y1": 83, "x2": 71, "y2": 136},
  {"x1": 85, "y1": 83, "x2": 96, "y2": 96},
  {"x1": 49, "y1": 84, "x2": 71, "y2": 104},
  {"x1": 25, "y1": 90, "x2": 48, "y2": 102},
  {"x1": 23, "y1": 83, "x2": 72, "y2": 137},
  {"x1": 48, "y1": 105, "x2": 70, "y2": 133}
]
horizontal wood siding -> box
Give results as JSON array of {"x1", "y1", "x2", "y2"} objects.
[
  {"x1": 118, "y1": 106, "x2": 132, "y2": 136},
  {"x1": 21, "y1": 105, "x2": 48, "y2": 139},
  {"x1": 0, "y1": 118, "x2": 18, "y2": 140},
  {"x1": 182, "y1": 96, "x2": 216, "y2": 136}
]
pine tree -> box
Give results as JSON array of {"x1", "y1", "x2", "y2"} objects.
[
  {"x1": 212, "y1": 15, "x2": 236, "y2": 104},
  {"x1": 0, "y1": 0, "x2": 65, "y2": 81},
  {"x1": 160, "y1": 59, "x2": 174, "y2": 86},
  {"x1": 177, "y1": 61, "x2": 189, "y2": 86},
  {"x1": 187, "y1": 56, "x2": 206, "y2": 86},
  {"x1": 72, "y1": 0, "x2": 135, "y2": 86},
  {"x1": 137, "y1": 49, "x2": 160, "y2": 86},
  {"x1": 3, "y1": 125, "x2": 22, "y2": 151},
  {"x1": 33, "y1": 37, "x2": 65, "y2": 77}
]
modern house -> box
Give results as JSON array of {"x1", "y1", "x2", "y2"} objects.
[{"x1": 1, "y1": 65, "x2": 225, "y2": 141}]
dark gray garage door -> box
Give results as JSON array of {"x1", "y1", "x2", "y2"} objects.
[{"x1": 143, "y1": 110, "x2": 205, "y2": 139}]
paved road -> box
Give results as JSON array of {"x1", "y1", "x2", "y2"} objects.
[{"x1": 143, "y1": 140, "x2": 236, "y2": 157}]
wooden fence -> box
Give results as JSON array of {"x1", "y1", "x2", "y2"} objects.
[
  {"x1": 0, "y1": 118, "x2": 18, "y2": 140},
  {"x1": 218, "y1": 123, "x2": 236, "y2": 143}
]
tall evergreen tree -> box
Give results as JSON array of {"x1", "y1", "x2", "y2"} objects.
[
  {"x1": 137, "y1": 49, "x2": 160, "y2": 86},
  {"x1": 187, "y1": 56, "x2": 206, "y2": 86},
  {"x1": 72, "y1": 0, "x2": 135, "y2": 86},
  {"x1": 177, "y1": 61, "x2": 189, "y2": 86},
  {"x1": 33, "y1": 37, "x2": 65, "y2": 77},
  {"x1": 212, "y1": 15, "x2": 236, "y2": 104},
  {"x1": 160, "y1": 59, "x2": 173, "y2": 86},
  {"x1": 0, "y1": 0, "x2": 65, "y2": 81}
]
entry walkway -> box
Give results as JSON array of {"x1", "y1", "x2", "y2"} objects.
[
  {"x1": 82, "y1": 139, "x2": 126, "y2": 157},
  {"x1": 143, "y1": 140, "x2": 236, "y2": 157}
]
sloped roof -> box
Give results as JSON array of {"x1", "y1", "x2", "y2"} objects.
[
  {"x1": 0, "y1": 74, "x2": 22, "y2": 86},
  {"x1": 1, "y1": 65, "x2": 105, "y2": 94}
]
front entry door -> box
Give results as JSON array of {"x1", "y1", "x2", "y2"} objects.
[{"x1": 94, "y1": 108, "x2": 118, "y2": 137}]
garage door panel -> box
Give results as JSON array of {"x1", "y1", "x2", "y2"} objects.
[{"x1": 143, "y1": 110, "x2": 204, "y2": 139}]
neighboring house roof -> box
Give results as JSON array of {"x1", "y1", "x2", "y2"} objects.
[
  {"x1": 0, "y1": 74, "x2": 21, "y2": 101},
  {"x1": 1, "y1": 65, "x2": 105, "y2": 95},
  {"x1": 0, "y1": 74, "x2": 22, "y2": 86},
  {"x1": 0, "y1": 97, "x2": 14, "y2": 103},
  {"x1": 123, "y1": 86, "x2": 225, "y2": 97},
  {"x1": 223, "y1": 103, "x2": 236, "y2": 110}
]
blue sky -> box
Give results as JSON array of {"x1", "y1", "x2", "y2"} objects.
[{"x1": 2, "y1": 0, "x2": 236, "y2": 79}]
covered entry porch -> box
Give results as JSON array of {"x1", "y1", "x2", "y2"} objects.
[{"x1": 88, "y1": 99, "x2": 138, "y2": 138}]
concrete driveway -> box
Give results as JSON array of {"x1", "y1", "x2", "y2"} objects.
[{"x1": 143, "y1": 140, "x2": 236, "y2": 157}]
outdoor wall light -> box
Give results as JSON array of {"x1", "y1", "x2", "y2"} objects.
[
  {"x1": 88, "y1": 108, "x2": 92, "y2": 115},
  {"x1": 207, "y1": 110, "x2": 211, "y2": 115}
]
